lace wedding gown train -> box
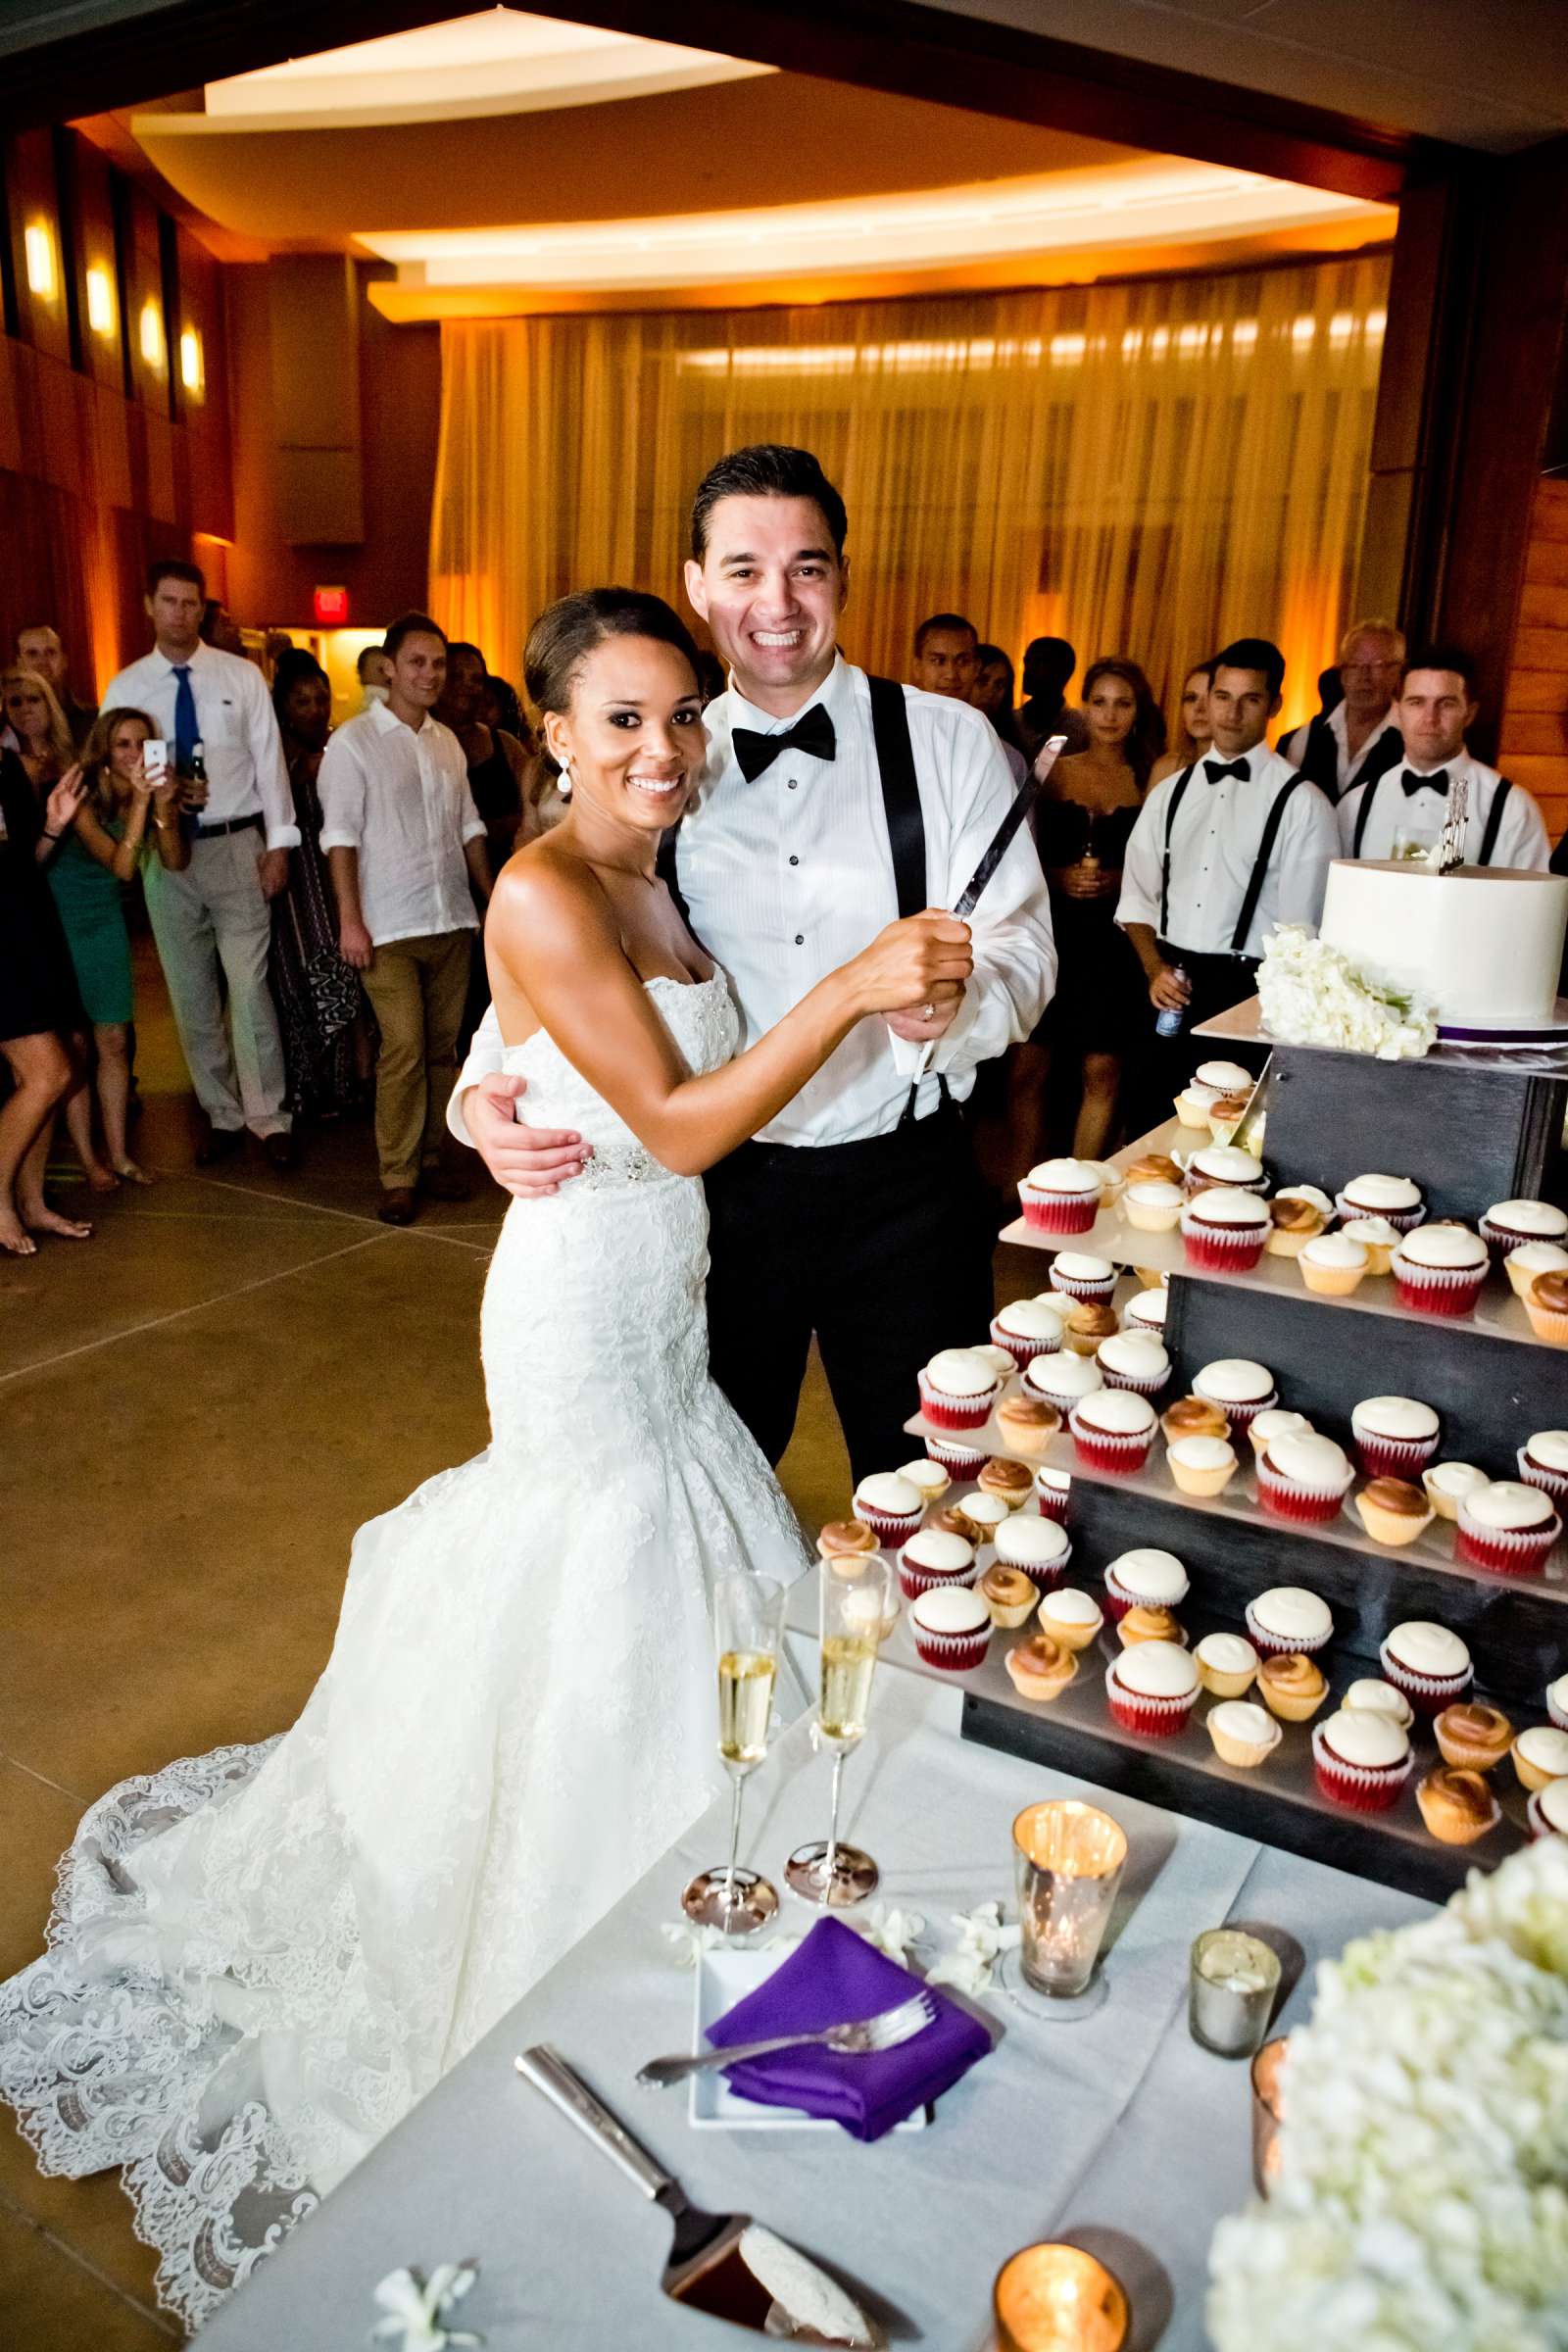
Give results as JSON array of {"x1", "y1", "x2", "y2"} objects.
[{"x1": 0, "y1": 975, "x2": 808, "y2": 2331}]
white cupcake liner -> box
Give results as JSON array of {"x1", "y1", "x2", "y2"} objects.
[
  {"x1": 1048, "y1": 1266, "x2": 1117, "y2": 1303},
  {"x1": 1518, "y1": 1449, "x2": 1568, "y2": 1507},
  {"x1": 1389, "y1": 1251, "x2": 1487, "y2": 1316},
  {"x1": 1336, "y1": 1190, "x2": 1423, "y2": 1233},
  {"x1": 916, "y1": 1369, "x2": 1000, "y2": 1430},
  {"x1": 1245, "y1": 1597, "x2": 1332, "y2": 1658},
  {"x1": 988, "y1": 1314, "x2": 1060, "y2": 1367}
]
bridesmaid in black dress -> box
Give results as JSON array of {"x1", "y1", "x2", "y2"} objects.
[
  {"x1": 1013, "y1": 658, "x2": 1163, "y2": 1165},
  {"x1": 0, "y1": 749, "x2": 92, "y2": 1254}
]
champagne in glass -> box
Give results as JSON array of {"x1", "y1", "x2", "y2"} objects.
[
  {"x1": 681, "y1": 1576, "x2": 787, "y2": 1936},
  {"x1": 785, "y1": 1552, "x2": 896, "y2": 1909}
]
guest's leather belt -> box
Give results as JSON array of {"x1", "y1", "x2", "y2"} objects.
[{"x1": 196, "y1": 812, "x2": 265, "y2": 838}]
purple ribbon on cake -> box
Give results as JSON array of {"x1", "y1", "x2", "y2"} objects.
[{"x1": 706, "y1": 1916, "x2": 993, "y2": 2139}]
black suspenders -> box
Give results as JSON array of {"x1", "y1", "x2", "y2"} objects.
[
  {"x1": 1351, "y1": 772, "x2": 1513, "y2": 864},
  {"x1": 1350, "y1": 773, "x2": 1381, "y2": 858},
  {"x1": 1160, "y1": 761, "x2": 1301, "y2": 956}
]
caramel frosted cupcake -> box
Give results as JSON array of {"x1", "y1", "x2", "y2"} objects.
[
  {"x1": 993, "y1": 1512, "x2": 1073, "y2": 1592},
  {"x1": 1519, "y1": 1430, "x2": 1568, "y2": 1507},
  {"x1": 1342, "y1": 1677, "x2": 1414, "y2": 1732},
  {"x1": 977, "y1": 1455, "x2": 1034, "y2": 1512},
  {"x1": 1168, "y1": 1435, "x2": 1239, "y2": 1498},
  {"x1": 1525, "y1": 1269, "x2": 1568, "y2": 1348},
  {"x1": 1247, "y1": 1585, "x2": 1332, "y2": 1660},
  {"x1": 1512, "y1": 1724, "x2": 1568, "y2": 1793},
  {"x1": 817, "y1": 1519, "x2": 881, "y2": 1563},
  {"x1": 1265, "y1": 1194, "x2": 1326, "y2": 1258},
  {"x1": 1124, "y1": 1151, "x2": 1184, "y2": 1189},
  {"x1": 1246, "y1": 1407, "x2": 1313, "y2": 1460},
  {"x1": 1123, "y1": 1178, "x2": 1184, "y2": 1234},
  {"x1": 1193, "y1": 1357, "x2": 1279, "y2": 1432},
  {"x1": 1312, "y1": 1709, "x2": 1412, "y2": 1812},
  {"x1": 1354, "y1": 1477, "x2": 1436, "y2": 1548},
  {"x1": 1018, "y1": 1155, "x2": 1103, "y2": 1237},
  {"x1": 1257, "y1": 1651, "x2": 1328, "y2": 1723},
  {"x1": 1117, "y1": 1603, "x2": 1185, "y2": 1647},
  {"x1": 1298, "y1": 1232, "x2": 1369, "y2": 1297},
  {"x1": 1063, "y1": 1299, "x2": 1121, "y2": 1357},
  {"x1": 1067, "y1": 1388, "x2": 1157, "y2": 1474},
  {"x1": 1434, "y1": 1701, "x2": 1513, "y2": 1773},
  {"x1": 1422, "y1": 1460, "x2": 1488, "y2": 1522},
  {"x1": 1036, "y1": 1584, "x2": 1103, "y2": 1650},
  {"x1": 989, "y1": 1295, "x2": 1067, "y2": 1368},
  {"x1": 1256, "y1": 1433, "x2": 1353, "y2": 1525},
  {"x1": 1340, "y1": 1216, "x2": 1401, "y2": 1277},
  {"x1": 1183, "y1": 1144, "x2": 1266, "y2": 1200},
  {"x1": 1161, "y1": 1394, "x2": 1231, "y2": 1445},
  {"x1": 994, "y1": 1394, "x2": 1061, "y2": 1459},
  {"x1": 1206, "y1": 1699, "x2": 1281, "y2": 1769},
  {"x1": 851, "y1": 1472, "x2": 924, "y2": 1545},
  {"x1": 1102, "y1": 1545, "x2": 1189, "y2": 1621},
  {"x1": 979, "y1": 1563, "x2": 1040, "y2": 1630},
  {"x1": 1504, "y1": 1239, "x2": 1568, "y2": 1300},
  {"x1": 1105, "y1": 1639, "x2": 1199, "y2": 1738},
  {"x1": 1025, "y1": 1350, "x2": 1104, "y2": 1412},
  {"x1": 1123, "y1": 1287, "x2": 1168, "y2": 1338},
  {"x1": 1379, "y1": 1621, "x2": 1472, "y2": 1715},
  {"x1": 1350, "y1": 1395, "x2": 1441, "y2": 1480},
  {"x1": 1480, "y1": 1197, "x2": 1568, "y2": 1257},
  {"x1": 1455, "y1": 1480, "x2": 1562, "y2": 1576},
  {"x1": 1418, "y1": 1766, "x2": 1499, "y2": 1844},
  {"x1": 1334, "y1": 1171, "x2": 1424, "y2": 1233},
  {"x1": 1005, "y1": 1631, "x2": 1079, "y2": 1702},
  {"x1": 1047, "y1": 1251, "x2": 1117, "y2": 1305},
  {"x1": 1391, "y1": 1224, "x2": 1490, "y2": 1318},
  {"x1": 917, "y1": 1347, "x2": 1003, "y2": 1431},
  {"x1": 1097, "y1": 1331, "x2": 1170, "y2": 1396},
  {"x1": 1181, "y1": 1186, "x2": 1270, "y2": 1274},
  {"x1": 1194, "y1": 1632, "x2": 1260, "y2": 1697},
  {"x1": 897, "y1": 1458, "x2": 952, "y2": 1505}
]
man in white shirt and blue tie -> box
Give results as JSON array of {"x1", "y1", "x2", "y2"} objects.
[
  {"x1": 101, "y1": 560, "x2": 299, "y2": 1166},
  {"x1": 452, "y1": 444, "x2": 1055, "y2": 1479},
  {"x1": 1337, "y1": 646, "x2": 1549, "y2": 870}
]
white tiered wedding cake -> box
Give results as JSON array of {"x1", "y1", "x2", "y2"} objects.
[{"x1": 1319, "y1": 859, "x2": 1568, "y2": 1030}]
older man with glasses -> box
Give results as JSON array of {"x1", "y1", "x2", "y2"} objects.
[{"x1": 1280, "y1": 617, "x2": 1406, "y2": 805}]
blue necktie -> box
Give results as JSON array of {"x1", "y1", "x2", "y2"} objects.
[{"x1": 172, "y1": 665, "x2": 198, "y2": 771}]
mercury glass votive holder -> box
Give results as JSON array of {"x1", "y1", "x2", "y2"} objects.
[
  {"x1": 993, "y1": 2242, "x2": 1129, "y2": 2352},
  {"x1": 1250, "y1": 2035, "x2": 1290, "y2": 2194},
  {"x1": 1012, "y1": 1801, "x2": 1128, "y2": 1999},
  {"x1": 1189, "y1": 1928, "x2": 1281, "y2": 2059}
]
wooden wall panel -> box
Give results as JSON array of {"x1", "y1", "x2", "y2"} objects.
[{"x1": 1500, "y1": 473, "x2": 1568, "y2": 845}]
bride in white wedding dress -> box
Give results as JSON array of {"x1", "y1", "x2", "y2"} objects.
[{"x1": 0, "y1": 589, "x2": 970, "y2": 2331}]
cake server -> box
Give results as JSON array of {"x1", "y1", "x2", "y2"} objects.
[{"x1": 514, "y1": 2047, "x2": 883, "y2": 2341}]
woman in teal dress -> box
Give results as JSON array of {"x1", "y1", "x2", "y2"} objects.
[{"x1": 40, "y1": 704, "x2": 188, "y2": 1187}]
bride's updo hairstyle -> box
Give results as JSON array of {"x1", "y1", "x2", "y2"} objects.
[{"x1": 524, "y1": 588, "x2": 702, "y2": 716}]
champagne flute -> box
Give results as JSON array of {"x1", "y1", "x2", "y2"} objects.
[
  {"x1": 785, "y1": 1552, "x2": 897, "y2": 1908},
  {"x1": 681, "y1": 1574, "x2": 787, "y2": 1936}
]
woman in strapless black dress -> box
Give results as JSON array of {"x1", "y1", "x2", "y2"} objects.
[
  {"x1": 0, "y1": 749, "x2": 91, "y2": 1254},
  {"x1": 1013, "y1": 658, "x2": 1162, "y2": 1165}
]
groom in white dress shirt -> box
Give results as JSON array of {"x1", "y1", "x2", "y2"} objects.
[{"x1": 452, "y1": 444, "x2": 1055, "y2": 1479}]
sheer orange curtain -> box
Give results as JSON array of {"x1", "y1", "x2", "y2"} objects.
[{"x1": 428, "y1": 251, "x2": 1389, "y2": 734}]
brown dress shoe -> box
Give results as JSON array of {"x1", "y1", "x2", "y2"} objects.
[
  {"x1": 378, "y1": 1188, "x2": 417, "y2": 1226},
  {"x1": 263, "y1": 1132, "x2": 299, "y2": 1172}
]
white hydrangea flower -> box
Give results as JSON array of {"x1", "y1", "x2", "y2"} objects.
[{"x1": 1257, "y1": 925, "x2": 1438, "y2": 1060}]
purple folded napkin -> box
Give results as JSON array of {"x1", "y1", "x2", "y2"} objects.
[{"x1": 707, "y1": 1916, "x2": 993, "y2": 2140}]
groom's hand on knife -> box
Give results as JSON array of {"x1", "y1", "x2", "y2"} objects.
[
  {"x1": 883, "y1": 979, "x2": 963, "y2": 1043},
  {"x1": 466, "y1": 1073, "x2": 592, "y2": 1199}
]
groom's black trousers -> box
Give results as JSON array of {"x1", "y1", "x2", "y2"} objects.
[{"x1": 703, "y1": 1100, "x2": 995, "y2": 1488}]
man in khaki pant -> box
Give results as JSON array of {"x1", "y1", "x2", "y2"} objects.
[{"x1": 319, "y1": 613, "x2": 492, "y2": 1223}]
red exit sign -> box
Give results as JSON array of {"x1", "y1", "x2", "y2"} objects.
[{"x1": 313, "y1": 585, "x2": 350, "y2": 625}]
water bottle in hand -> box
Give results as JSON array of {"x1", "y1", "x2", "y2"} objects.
[{"x1": 1154, "y1": 964, "x2": 1190, "y2": 1039}]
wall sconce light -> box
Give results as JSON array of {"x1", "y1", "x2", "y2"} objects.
[
  {"x1": 140, "y1": 299, "x2": 166, "y2": 370},
  {"x1": 85, "y1": 265, "x2": 116, "y2": 335},
  {"x1": 179, "y1": 327, "x2": 204, "y2": 397},
  {"x1": 24, "y1": 221, "x2": 58, "y2": 301}
]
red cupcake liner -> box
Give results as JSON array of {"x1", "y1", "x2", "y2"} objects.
[
  {"x1": 1255, "y1": 1461, "x2": 1351, "y2": 1526},
  {"x1": 1103, "y1": 1666, "x2": 1195, "y2": 1738},
  {"x1": 1101, "y1": 1362, "x2": 1169, "y2": 1398},
  {"x1": 1196, "y1": 1388, "x2": 1278, "y2": 1434},
  {"x1": 916, "y1": 1370, "x2": 1000, "y2": 1431},
  {"x1": 1310, "y1": 1724, "x2": 1412, "y2": 1813},
  {"x1": 1034, "y1": 1475, "x2": 1072, "y2": 1524},
  {"x1": 1480, "y1": 1214, "x2": 1566, "y2": 1259},
  {"x1": 854, "y1": 1502, "x2": 924, "y2": 1546},
  {"x1": 1389, "y1": 1258, "x2": 1487, "y2": 1318},
  {"x1": 1244, "y1": 1600, "x2": 1332, "y2": 1659},
  {"x1": 1066, "y1": 1411, "x2": 1154, "y2": 1475},
  {"x1": 1516, "y1": 1450, "x2": 1568, "y2": 1509},
  {"x1": 1017, "y1": 1185, "x2": 1101, "y2": 1236},
  {"x1": 1336, "y1": 1192, "x2": 1423, "y2": 1234},
  {"x1": 1377, "y1": 1641, "x2": 1472, "y2": 1717},
  {"x1": 988, "y1": 1315, "x2": 1060, "y2": 1367},
  {"x1": 1180, "y1": 1220, "x2": 1269, "y2": 1274},
  {"x1": 912, "y1": 1624, "x2": 991, "y2": 1672},
  {"x1": 1103, "y1": 1562, "x2": 1189, "y2": 1623},
  {"x1": 1002, "y1": 1543, "x2": 1073, "y2": 1594},
  {"x1": 1049, "y1": 1267, "x2": 1117, "y2": 1304},
  {"x1": 1351, "y1": 1431, "x2": 1440, "y2": 1479},
  {"x1": 898, "y1": 1551, "x2": 979, "y2": 1600},
  {"x1": 927, "y1": 1434, "x2": 988, "y2": 1479},
  {"x1": 1454, "y1": 1505, "x2": 1560, "y2": 1577}
]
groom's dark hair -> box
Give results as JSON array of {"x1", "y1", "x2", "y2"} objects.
[{"x1": 689, "y1": 444, "x2": 848, "y2": 563}]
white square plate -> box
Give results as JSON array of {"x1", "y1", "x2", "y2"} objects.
[{"x1": 688, "y1": 1946, "x2": 929, "y2": 2132}]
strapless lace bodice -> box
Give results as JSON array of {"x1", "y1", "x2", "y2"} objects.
[{"x1": 500, "y1": 973, "x2": 737, "y2": 1190}]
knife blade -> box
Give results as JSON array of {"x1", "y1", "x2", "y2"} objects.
[{"x1": 952, "y1": 733, "x2": 1066, "y2": 919}]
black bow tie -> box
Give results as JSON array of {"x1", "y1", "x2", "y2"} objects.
[
  {"x1": 732, "y1": 705, "x2": 836, "y2": 783},
  {"x1": 1401, "y1": 767, "x2": 1448, "y2": 798},
  {"x1": 1202, "y1": 758, "x2": 1249, "y2": 785}
]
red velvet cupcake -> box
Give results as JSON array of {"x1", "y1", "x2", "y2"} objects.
[
  {"x1": 909, "y1": 1586, "x2": 991, "y2": 1672},
  {"x1": 1455, "y1": 1481, "x2": 1562, "y2": 1575},
  {"x1": 926, "y1": 1432, "x2": 988, "y2": 1481},
  {"x1": 1349, "y1": 1396, "x2": 1441, "y2": 1480},
  {"x1": 1378, "y1": 1621, "x2": 1473, "y2": 1716},
  {"x1": 1255, "y1": 1433, "x2": 1354, "y2": 1525},
  {"x1": 1104, "y1": 1640, "x2": 1199, "y2": 1738},
  {"x1": 917, "y1": 1347, "x2": 1003, "y2": 1431},
  {"x1": 851, "y1": 1472, "x2": 925, "y2": 1547},
  {"x1": 1017, "y1": 1157, "x2": 1102, "y2": 1236},
  {"x1": 1047, "y1": 1250, "x2": 1118, "y2": 1304},
  {"x1": 988, "y1": 1297, "x2": 1066, "y2": 1368},
  {"x1": 1067, "y1": 1388, "x2": 1157, "y2": 1474},
  {"x1": 1311, "y1": 1710, "x2": 1412, "y2": 1812},
  {"x1": 1180, "y1": 1186, "x2": 1270, "y2": 1273},
  {"x1": 1034, "y1": 1463, "x2": 1072, "y2": 1523},
  {"x1": 1390, "y1": 1225, "x2": 1489, "y2": 1317},
  {"x1": 897, "y1": 1527, "x2": 977, "y2": 1600}
]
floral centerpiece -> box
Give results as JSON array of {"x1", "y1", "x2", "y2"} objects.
[
  {"x1": 1257, "y1": 924, "x2": 1439, "y2": 1060},
  {"x1": 1207, "y1": 1837, "x2": 1568, "y2": 2350}
]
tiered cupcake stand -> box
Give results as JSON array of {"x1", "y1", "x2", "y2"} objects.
[{"x1": 901, "y1": 1010, "x2": 1568, "y2": 1901}]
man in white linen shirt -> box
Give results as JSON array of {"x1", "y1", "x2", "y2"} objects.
[
  {"x1": 318, "y1": 612, "x2": 492, "y2": 1226},
  {"x1": 1117, "y1": 634, "x2": 1338, "y2": 1112},
  {"x1": 102, "y1": 559, "x2": 300, "y2": 1166},
  {"x1": 1338, "y1": 646, "x2": 1549, "y2": 871},
  {"x1": 452, "y1": 442, "x2": 1055, "y2": 1478},
  {"x1": 1280, "y1": 618, "x2": 1405, "y2": 804}
]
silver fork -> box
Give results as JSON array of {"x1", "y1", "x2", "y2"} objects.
[{"x1": 637, "y1": 1990, "x2": 935, "y2": 2088}]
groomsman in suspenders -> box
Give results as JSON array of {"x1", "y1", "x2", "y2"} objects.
[
  {"x1": 1117, "y1": 637, "x2": 1338, "y2": 1102},
  {"x1": 1338, "y1": 646, "x2": 1549, "y2": 870},
  {"x1": 452, "y1": 444, "x2": 1055, "y2": 1478},
  {"x1": 1280, "y1": 619, "x2": 1405, "y2": 804}
]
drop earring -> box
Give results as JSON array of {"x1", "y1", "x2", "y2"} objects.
[{"x1": 556, "y1": 759, "x2": 572, "y2": 801}]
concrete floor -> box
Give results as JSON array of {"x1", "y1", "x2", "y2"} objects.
[{"x1": 2, "y1": 949, "x2": 1035, "y2": 2346}]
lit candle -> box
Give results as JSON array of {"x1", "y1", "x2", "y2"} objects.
[
  {"x1": 994, "y1": 2243, "x2": 1129, "y2": 2352},
  {"x1": 1189, "y1": 1929, "x2": 1280, "y2": 2058}
]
